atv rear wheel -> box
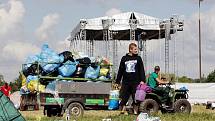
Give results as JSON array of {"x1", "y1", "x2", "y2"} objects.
[
  {"x1": 139, "y1": 99, "x2": 159, "y2": 114},
  {"x1": 174, "y1": 99, "x2": 191, "y2": 113}
]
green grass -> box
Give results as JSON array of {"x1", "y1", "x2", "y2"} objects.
[{"x1": 21, "y1": 105, "x2": 215, "y2": 121}]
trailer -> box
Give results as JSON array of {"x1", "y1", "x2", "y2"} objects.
[{"x1": 40, "y1": 80, "x2": 112, "y2": 117}]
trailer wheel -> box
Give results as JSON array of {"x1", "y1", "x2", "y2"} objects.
[
  {"x1": 68, "y1": 102, "x2": 84, "y2": 118},
  {"x1": 45, "y1": 106, "x2": 62, "y2": 117}
]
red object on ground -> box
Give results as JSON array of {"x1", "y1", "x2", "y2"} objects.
[{"x1": 0, "y1": 85, "x2": 11, "y2": 97}]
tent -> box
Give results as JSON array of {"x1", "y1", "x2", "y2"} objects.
[{"x1": 0, "y1": 91, "x2": 25, "y2": 121}]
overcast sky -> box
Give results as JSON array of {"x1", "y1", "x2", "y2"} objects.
[{"x1": 0, "y1": 0, "x2": 215, "y2": 82}]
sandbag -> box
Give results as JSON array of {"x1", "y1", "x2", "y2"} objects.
[
  {"x1": 58, "y1": 61, "x2": 78, "y2": 77},
  {"x1": 84, "y1": 66, "x2": 100, "y2": 79}
]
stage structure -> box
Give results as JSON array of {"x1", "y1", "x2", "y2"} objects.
[{"x1": 67, "y1": 12, "x2": 183, "y2": 74}]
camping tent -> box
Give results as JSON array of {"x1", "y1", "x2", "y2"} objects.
[{"x1": 0, "y1": 91, "x2": 25, "y2": 121}]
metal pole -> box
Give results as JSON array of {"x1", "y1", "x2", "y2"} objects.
[{"x1": 199, "y1": 0, "x2": 202, "y2": 80}]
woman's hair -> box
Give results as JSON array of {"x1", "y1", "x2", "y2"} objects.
[{"x1": 129, "y1": 43, "x2": 137, "y2": 52}]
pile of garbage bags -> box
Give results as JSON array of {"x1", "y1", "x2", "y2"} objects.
[{"x1": 20, "y1": 44, "x2": 112, "y2": 94}]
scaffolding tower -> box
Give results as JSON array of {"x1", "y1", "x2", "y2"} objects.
[{"x1": 68, "y1": 12, "x2": 184, "y2": 75}]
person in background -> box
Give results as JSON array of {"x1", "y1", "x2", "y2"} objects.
[
  {"x1": 115, "y1": 43, "x2": 146, "y2": 115},
  {"x1": 0, "y1": 82, "x2": 11, "y2": 98}
]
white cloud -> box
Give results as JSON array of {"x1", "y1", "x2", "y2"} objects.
[
  {"x1": 0, "y1": 1, "x2": 62, "y2": 81},
  {"x1": 172, "y1": 4, "x2": 215, "y2": 78},
  {"x1": 35, "y1": 13, "x2": 60, "y2": 41},
  {"x1": 2, "y1": 42, "x2": 40, "y2": 62},
  {"x1": 0, "y1": 0, "x2": 27, "y2": 82},
  {"x1": 0, "y1": 0, "x2": 25, "y2": 36},
  {"x1": 55, "y1": 40, "x2": 71, "y2": 53},
  {"x1": 105, "y1": 8, "x2": 122, "y2": 16}
]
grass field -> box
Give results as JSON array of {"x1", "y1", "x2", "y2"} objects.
[{"x1": 21, "y1": 105, "x2": 215, "y2": 121}]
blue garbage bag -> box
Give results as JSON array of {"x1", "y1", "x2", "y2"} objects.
[
  {"x1": 58, "y1": 61, "x2": 78, "y2": 77},
  {"x1": 24, "y1": 55, "x2": 41, "y2": 69},
  {"x1": 26, "y1": 75, "x2": 39, "y2": 83},
  {"x1": 84, "y1": 66, "x2": 100, "y2": 79},
  {"x1": 39, "y1": 44, "x2": 64, "y2": 72},
  {"x1": 179, "y1": 86, "x2": 188, "y2": 91},
  {"x1": 20, "y1": 86, "x2": 30, "y2": 95}
]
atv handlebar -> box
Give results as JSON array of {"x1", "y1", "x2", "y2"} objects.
[{"x1": 158, "y1": 82, "x2": 172, "y2": 86}]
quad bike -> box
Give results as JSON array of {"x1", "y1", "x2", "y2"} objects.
[{"x1": 139, "y1": 83, "x2": 191, "y2": 114}]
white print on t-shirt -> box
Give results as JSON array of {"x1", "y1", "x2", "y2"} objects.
[{"x1": 125, "y1": 60, "x2": 137, "y2": 72}]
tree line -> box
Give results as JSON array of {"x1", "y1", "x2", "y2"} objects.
[{"x1": 0, "y1": 74, "x2": 22, "y2": 93}]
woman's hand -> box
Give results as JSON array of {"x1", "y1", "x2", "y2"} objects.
[{"x1": 140, "y1": 81, "x2": 145, "y2": 85}]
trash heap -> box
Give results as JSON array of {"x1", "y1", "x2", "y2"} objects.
[{"x1": 20, "y1": 44, "x2": 112, "y2": 94}]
